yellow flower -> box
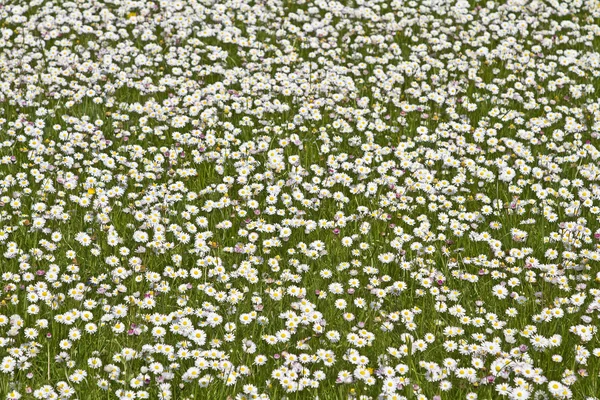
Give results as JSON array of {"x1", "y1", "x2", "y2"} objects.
[{"x1": 88, "y1": 188, "x2": 95, "y2": 195}]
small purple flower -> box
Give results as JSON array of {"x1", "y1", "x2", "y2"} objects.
[{"x1": 519, "y1": 344, "x2": 528, "y2": 352}]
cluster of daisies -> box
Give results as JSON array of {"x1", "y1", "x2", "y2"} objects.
[{"x1": 1, "y1": 0, "x2": 600, "y2": 399}]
